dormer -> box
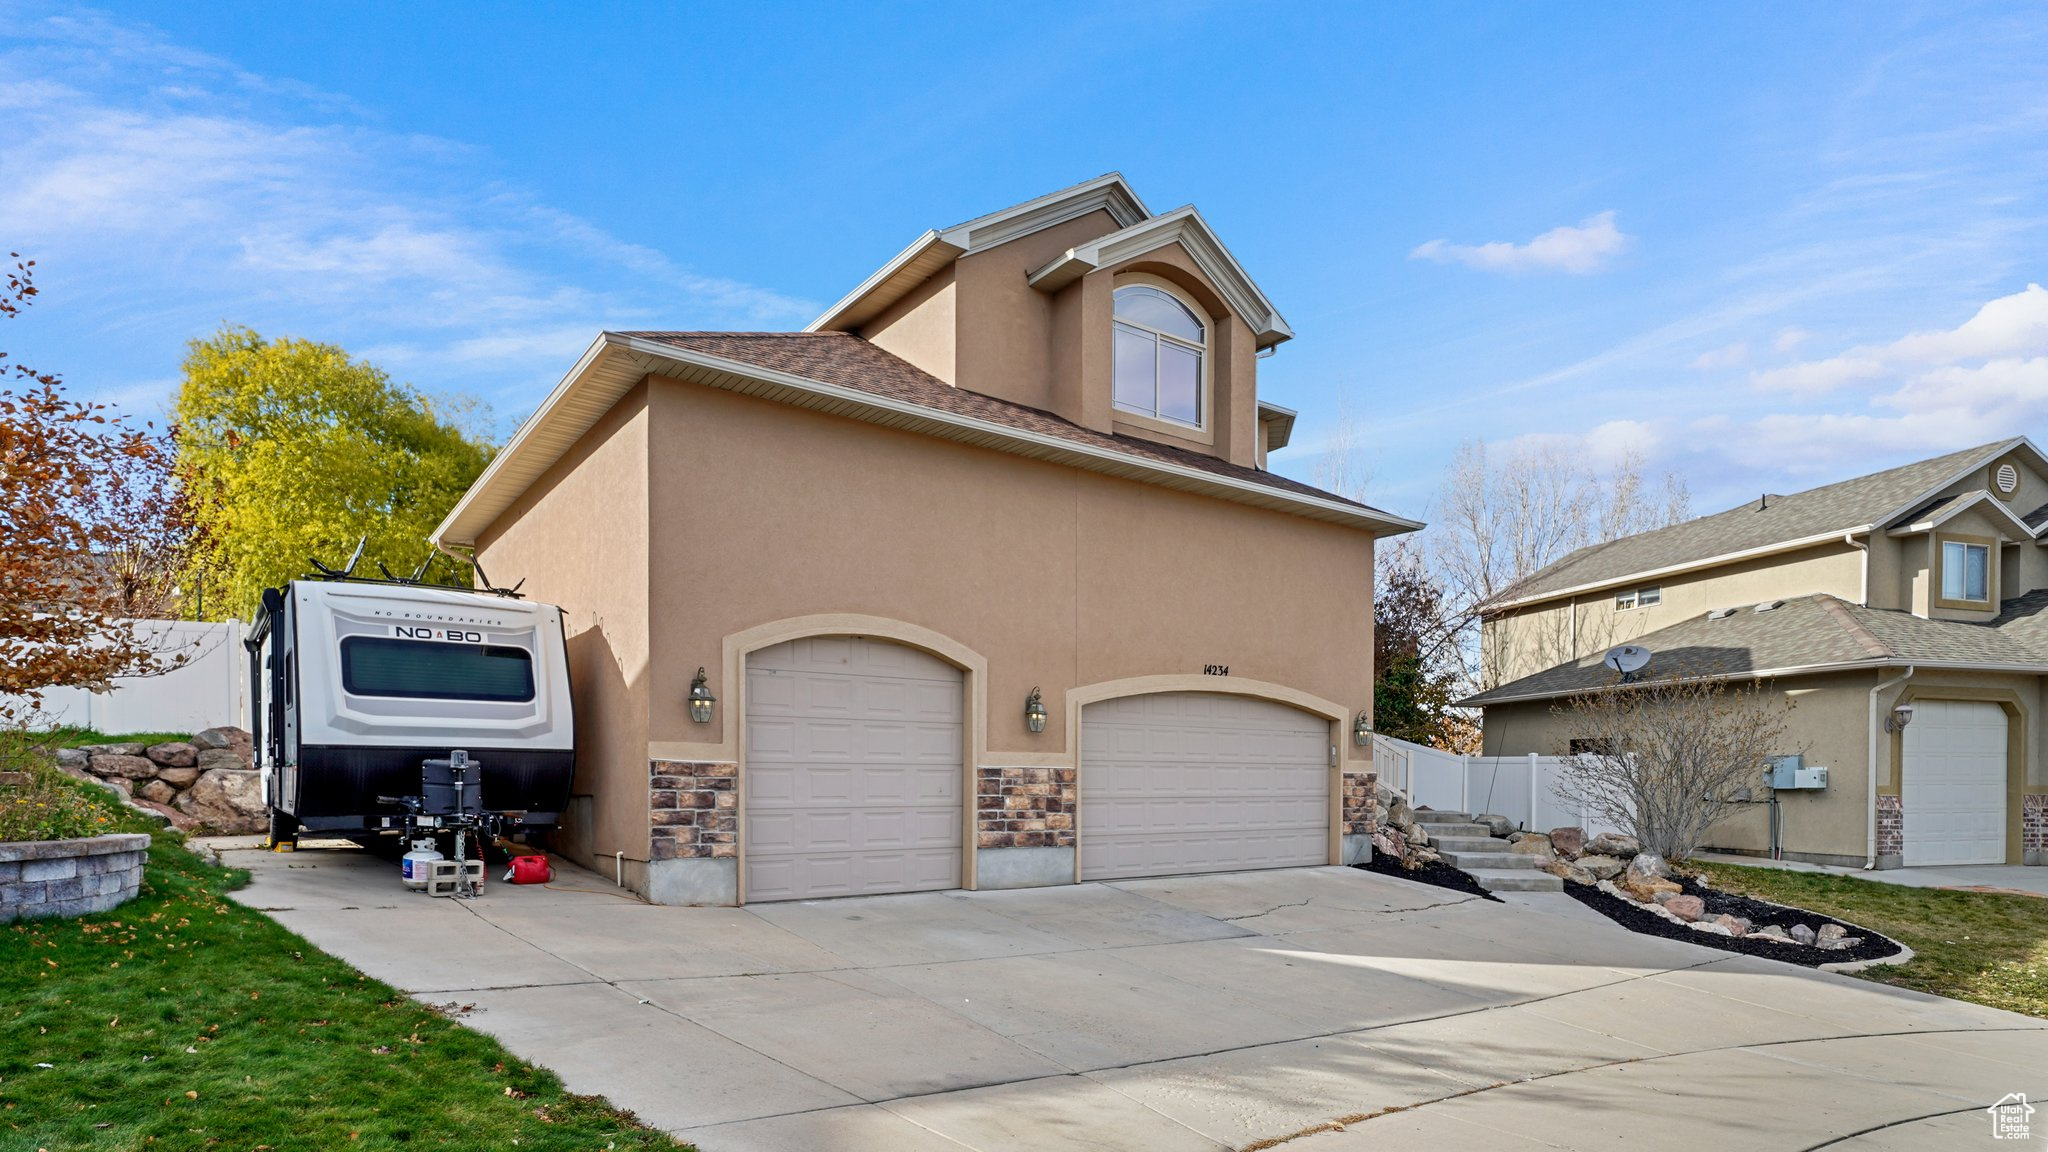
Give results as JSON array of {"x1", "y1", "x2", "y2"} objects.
[
  {"x1": 1879, "y1": 443, "x2": 2048, "y2": 619},
  {"x1": 809, "y1": 175, "x2": 1290, "y2": 470}
]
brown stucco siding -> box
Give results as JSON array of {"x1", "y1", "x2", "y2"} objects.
[
  {"x1": 644, "y1": 377, "x2": 1376, "y2": 757},
  {"x1": 474, "y1": 385, "x2": 652, "y2": 876}
]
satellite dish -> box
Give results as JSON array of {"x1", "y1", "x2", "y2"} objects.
[{"x1": 1604, "y1": 644, "x2": 1652, "y2": 678}]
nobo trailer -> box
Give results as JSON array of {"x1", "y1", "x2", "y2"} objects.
[{"x1": 245, "y1": 572, "x2": 574, "y2": 864}]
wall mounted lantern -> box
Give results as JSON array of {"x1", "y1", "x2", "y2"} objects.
[
  {"x1": 1352, "y1": 711, "x2": 1374, "y2": 746},
  {"x1": 688, "y1": 667, "x2": 716, "y2": 724},
  {"x1": 1884, "y1": 703, "x2": 1915, "y2": 734},
  {"x1": 1024, "y1": 687, "x2": 1048, "y2": 734}
]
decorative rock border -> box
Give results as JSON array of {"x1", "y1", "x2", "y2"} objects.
[{"x1": 0, "y1": 833, "x2": 150, "y2": 922}]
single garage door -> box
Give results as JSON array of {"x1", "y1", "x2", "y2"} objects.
[
  {"x1": 1080, "y1": 692, "x2": 1330, "y2": 881},
  {"x1": 1902, "y1": 699, "x2": 2008, "y2": 866},
  {"x1": 744, "y1": 636, "x2": 964, "y2": 902}
]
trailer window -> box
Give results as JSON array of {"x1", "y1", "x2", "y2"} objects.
[{"x1": 340, "y1": 637, "x2": 535, "y2": 702}]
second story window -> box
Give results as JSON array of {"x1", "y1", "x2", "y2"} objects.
[
  {"x1": 1615, "y1": 586, "x2": 1660, "y2": 610},
  {"x1": 1941, "y1": 540, "x2": 1990, "y2": 603},
  {"x1": 1113, "y1": 283, "x2": 1204, "y2": 428}
]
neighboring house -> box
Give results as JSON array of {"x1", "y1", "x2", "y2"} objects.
[
  {"x1": 431, "y1": 174, "x2": 1421, "y2": 905},
  {"x1": 1467, "y1": 439, "x2": 2048, "y2": 869}
]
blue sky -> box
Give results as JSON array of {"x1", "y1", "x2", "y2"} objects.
[{"x1": 6, "y1": 2, "x2": 2047, "y2": 524}]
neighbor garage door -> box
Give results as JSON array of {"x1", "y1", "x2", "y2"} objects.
[
  {"x1": 1902, "y1": 699, "x2": 2007, "y2": 866},
  {"x1": 1079, "y1": 692, "x2": 1330, "y2": 881},
  {"x1": 743, "y1": 636, "x2": 963, "y2": 902}
]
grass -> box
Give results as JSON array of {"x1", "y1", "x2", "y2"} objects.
[
  {"x1": 1696, "y1": 860, "x2": 2048, "y2": 1019},
  {"x1": 2, "y1": 834, "x2": 684, "y2": 1150},
  {"x1": 37, "y1": 728, "x2": 198, "y2": 751},
  {"x1": 1, "y1": 742, "x2": 163, "y2": 844}
]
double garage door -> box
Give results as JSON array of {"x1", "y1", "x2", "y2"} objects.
[
  {"x1": 742, "y1": 637, "x2": 1333, "y2": 901},
  {"x1": 1901, "y1": 699, "x2": 2008, "y2": 866}
]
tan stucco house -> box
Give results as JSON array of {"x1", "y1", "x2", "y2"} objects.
[
  {"x1": 431, "y1": 174, "x2": 1421, "y2": 905},
  {"x1": 1469, "y1": 438, "x2": 2048, "y2": 870}
]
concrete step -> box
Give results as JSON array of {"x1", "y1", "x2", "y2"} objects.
[
  {"x1": 1414, "y1": 821, "x2": 1492, "y2": 838},
  {"x1": 1466, "y1": 868, "x2": 1563, "y2": 893},
  {"x1": 1413, "y1": 810, "x2": 1471, "y2": 822},
  {"x1": 1439, "y1": 850, "x2": 1545, "y2": 870},
  {"x1": 1430, "y1": 835, "x2": 1507, "y2": 853}
]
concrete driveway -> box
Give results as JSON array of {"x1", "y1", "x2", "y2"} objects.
[{"x1": 208, "y1": 839, "x2": 2048, "y2": 1151}]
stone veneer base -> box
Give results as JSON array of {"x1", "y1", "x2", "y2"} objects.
[
  {"x1": 0, "y1": 833, "x2": 149, "y2": 922},
  {"x1": 975, "y1": 846, "x2": 1074, "y2": 889}
]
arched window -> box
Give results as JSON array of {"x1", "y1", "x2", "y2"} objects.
[{"x1": 1113, "y1": 283, "x2": 1205, "y2": 427}]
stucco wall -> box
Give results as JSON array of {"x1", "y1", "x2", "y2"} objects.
[
  {"x1": 643, "y1": 377, "x2": 1375, "y2": 756},
  {"x1": 474, "y1": 386, "x2": 652, "y2": 881}
]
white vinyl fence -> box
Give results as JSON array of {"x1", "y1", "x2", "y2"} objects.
[
  {"x1": 1373, "y1": 733, "x2": 1627, "y2": 839},
  {"x1": 4, "y1": 619, "x2": 246, "y2": 736}
]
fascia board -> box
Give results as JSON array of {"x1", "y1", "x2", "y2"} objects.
[
  {"x1": 1026, "y1": 206, "x2": 1293, "y2": 347},
  {"x1": 1872, "y1": 437, "x2": 2035, "y2": 531},
  {"x1": 1885, "y1": 489, "x2": 2035, "y2": 538},
  {"x1": 1465, "y1": 654, "x2": 2048, "y2": 707},
  {"x1": 1257, "y1": 401, "x2": 1298, "y2": 449},
  {"x1": 804, "y1": 230, "x2": 964, "y2": 333}
]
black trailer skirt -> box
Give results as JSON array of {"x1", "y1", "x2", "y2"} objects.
[{"x1": 283, "y1": 745, "x2": 575, "y2": 821}]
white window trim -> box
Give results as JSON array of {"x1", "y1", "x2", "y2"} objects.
[
  {"x1": 1940, "y1": 539, "x2": 1991, "y2": 603},
  {"x1": 1110, "y1": 274, "x2": 1211, "y2": 434},
  {"x1": 1615, "y1": 590, "x2": 1638, "y2": 610},
  {"x1": 1615, "y1": 585, "x2": 1660, "y2": 611}
]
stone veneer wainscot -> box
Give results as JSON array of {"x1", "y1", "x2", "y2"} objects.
[
  {"x1": 976, "y1": 766, "x2": 1076, "y2": 848},
  {"x1": 2024, "y1": 793, "x2": 2047, "y2": 865},
  {"x1": 0, "y1": 833, "x2": 149, "y2": 922},
  {"x1": 649, "y1": 760, "x2": 738, "y2": 860}
]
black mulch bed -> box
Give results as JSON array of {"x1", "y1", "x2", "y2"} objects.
[
  {"x1": 1565, "y1": 872, "x2": 1904, "y2": 967},
  {"x1": 1355, "y1": 853, "x2": 1501, "y2": 902}
]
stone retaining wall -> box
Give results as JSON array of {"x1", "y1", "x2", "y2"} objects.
[{"x1": 0, "y1": 833, "x2": 149, "y2": 922}]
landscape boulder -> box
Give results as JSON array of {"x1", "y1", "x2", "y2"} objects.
[
  {"x1": 1624, "y1": 876, "x2": 1682, "y2": 903},
  {"x1": 1817, "y1": 923, "x2": 1847, "y2": 945},
  {"x1": 1587, "y1": 832, "x2": 1642, "y2": 858},
  {"x1": 192, "y1": 727, "x2": 255, "y2": 758},
  {"x1": 83, "y1": 742, "x2": 146, "y2": 758},
  {"x1": 1386, "y1": 797, "x2": 1415, "y2": 829},
  {"x1": 89, "y1": 754, "x2": 158, "y2": 780},
  {"x1": 1714, "y1": 914, "x2": 1752, "y2": 936},
  {"x1": 1474, "y1": 813, "x2": 1515, "y2": 837},
  {"x1": 156, "y1": 766, "x2": 201, "y2": 789},
  {"x1": 1753, "y1": 924, "x2": 1792, "y2": 941},
  {"x1": 1371, "y1": 828, "x2": 1407, "y2": 861},
  {"x1": 174, "y1": 768, "x2": 265, "y2": 833},
  {"x1": 1789, "y1": 924, "x2": 1818, "y2": 946},
  {"x1": 1662, "y1": 894, "x2": 1707, "y2": 922},
  {"x1": 1624, "y1": 853, "x2": 1670, "y2": 882},
  {"x1": 1541, "y1": 859, "x2": 1595, "y2": 885},
  {"x1": 1547, "y1": 826, "x2": 1586, "y2": 859},
  {"x1": 1576, "y1": 854, "x2": 1626, "y2": 880},
  {"x1": 196, "y1": 747, "x2": 248, "y2": 771},
  {"x1": 55, "y1": 748, "x2": 89, "y2": 770},
  {"x1": 145, "y1": 742, "x2": 198, "y2": 768},
  {"x1": 1509, "y1": 835, "x2": 1555, "y2": 856},
  {"x1": 138, "y1": 779, "x2": 177, "y2": 804},
  {"x1": 1404, "y1": 823, "x2": 1429, "y2": 846}
]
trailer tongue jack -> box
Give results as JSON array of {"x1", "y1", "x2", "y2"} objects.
[{"x1": 378, "y1": 750, "x2": 509, "y2": 899}]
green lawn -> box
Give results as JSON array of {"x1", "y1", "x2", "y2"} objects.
[
  {"x1": 1697, "y1": 860, "x2": 2048, "y2": 1019},
  {"x1": 3, "y1": 824, "x2": 683, "y2": 1150}
]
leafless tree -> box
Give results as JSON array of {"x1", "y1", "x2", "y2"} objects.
[
  {"x1": 1310, "y1": 398, "x2": 1374, "y2": 502},
  {"x1": 1551, "y1": 675, "x2": 1795, "y2": 861}
]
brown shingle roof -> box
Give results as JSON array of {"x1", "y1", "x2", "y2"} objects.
[{"x1": 617, "y1": 331, "x2": 1408, "y2": 523}]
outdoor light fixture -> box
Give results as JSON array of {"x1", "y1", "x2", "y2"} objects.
[
  {"x1": 1885, "y1": 702, "x2": 1915, "y2": 734},
  {"x1": 1024, "y1": 687, "x2": 1048, "y2": 734},
  {"x1": 688, "y1": 667, "x2": 716, "y2": 724},
  {"x1": 1353, "y1": 711, "x2": 1373, "y2": 746}
]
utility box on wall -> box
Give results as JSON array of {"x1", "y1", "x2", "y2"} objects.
[{"x1": 1767, "y1": 754, "x2": 1828, "y2": 790}]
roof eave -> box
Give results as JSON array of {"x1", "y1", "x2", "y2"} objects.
[
  {"x1": 1257, "y1": 401, "x2": 1297, "y2": 450},
  {"x1": 1465, "y1": 653, "x2": 2048, "y2": 707},
  {"x1": 1481, "y1": 527, "x2": 1874, "y2": 615}
]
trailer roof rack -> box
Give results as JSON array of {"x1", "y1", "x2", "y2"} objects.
[{"x1": 302, "y1": 537, "x2": 525, "y2": 598}]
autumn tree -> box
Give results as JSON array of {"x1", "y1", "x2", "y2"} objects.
[
  {"x1": 1552, "y1": 675, "x2": 1794, "y2": 861},
  {"x1": 174, "y1": 328, "x2": 496, "y2": 619},
  {"x1": 1372, "y1": 541, "x2": 1473, "y2": 750},
  {"x1": 0, "y1": 254, "x2": 192, "y2": 715}
]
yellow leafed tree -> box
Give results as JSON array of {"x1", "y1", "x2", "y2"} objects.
[{"x1": 175, "y1": 327, "x2": 495, "y2": 619}]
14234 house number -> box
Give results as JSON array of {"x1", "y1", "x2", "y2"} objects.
[{"x1": 1202, "y1": 664, "x2": 1230, "y2": 676}]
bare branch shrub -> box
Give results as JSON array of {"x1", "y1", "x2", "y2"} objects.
[{"x1": 1551, "y1": 676, "x2": 1795, "y2": 861}]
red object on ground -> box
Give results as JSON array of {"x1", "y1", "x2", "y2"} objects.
[{"x1": 509, "y1": 855, "x2": 553, "y2": 885}]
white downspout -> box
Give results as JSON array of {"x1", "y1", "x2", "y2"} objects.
[
  {"x1": 1866, "y1": 665, "x2": 1914, "y2": 869},
  {"x1": 1844, "y1": 531, "x2": 1869, "y2": 606}
]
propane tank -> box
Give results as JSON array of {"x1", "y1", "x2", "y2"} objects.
[{"x1": 401, "y1": 839, "x2": 443, "y2": 889}]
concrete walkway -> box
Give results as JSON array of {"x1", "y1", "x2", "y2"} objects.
[
  {"x1": 206, "y1": 838, "x2": 2048, "y2": 1151},
  {"x1": 1696, "y1": 852, "x2": 2048, "y2": 898}
]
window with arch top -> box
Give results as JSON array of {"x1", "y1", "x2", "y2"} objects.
[{"x1": 1113, "y1": 282, "x2": 1205, "y2": 427}]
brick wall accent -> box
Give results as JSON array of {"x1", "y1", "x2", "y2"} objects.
[
  {"x1": 1343, "y1": 771, "x2": 1378, "y2": 837},
  {"x1": 976, "y1": 766, "x2": 1076, "y2": 849},
  {"x1": 649, "y1": 760, "x2": 737, "y2": 860},
  {"x1": 2024, "y1": 793, "x2": 2048, "y2": 855},
  {"x1": 0, "y1": 833, "x2": 148, "y2": 922},
  {"x1": 1876, "y1": 793, "x2": 1904, "y2": 860}
]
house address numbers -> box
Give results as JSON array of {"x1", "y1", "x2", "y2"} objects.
[{"x1": 1202, "y1": 664, "x2": 1229, "y2": 676}]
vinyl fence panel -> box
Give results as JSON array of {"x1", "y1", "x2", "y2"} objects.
[{"x1": 5, "y1": 620, "x2": 245, "y2": 736}]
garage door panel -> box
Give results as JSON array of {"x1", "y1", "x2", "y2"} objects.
[
  {"x1": 1902, "y1": 699, "x2": 2007, "y2": 867},
  {"x1": 745, "y1": 637, "x2": 964, "y2": 902},
  {"x1": 1081, "y1": 692, "x2": 1329, "y2": 882}
]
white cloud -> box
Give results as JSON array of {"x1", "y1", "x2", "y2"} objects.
[
  {"x1": 1752, "y1": 284, "x2": 2048, "y2": 395},
  {"x1": 1772, "y1": 327, "x2": 1809, "y2": 353},
  {"x1": 1410, "y1": 211, "x2": 1632, "y2": 275},
  {"x1": 0, "y1": 7, "x2": 814, "y2": 423},
  {"x1": 1689, "y1": 341, "x2": 1748, "y2": 371}
]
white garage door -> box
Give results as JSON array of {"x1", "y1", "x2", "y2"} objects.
[
  {"x1": 1902, "y1": 699, "x2": 2008, "y2": 867},
  {"x1": 744, "y1": 636, "x2": 963, "y2": 902},
  {"x1": 1080, "y1": 692, "x2": 1330, "y2": 881}
]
